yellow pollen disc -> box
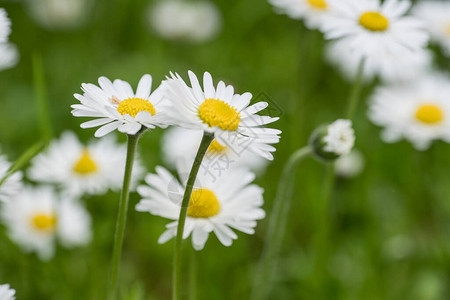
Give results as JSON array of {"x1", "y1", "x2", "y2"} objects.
[
  {"x1": 307, "y1": 0, "x2": 327, "y2": 10},
  {"x1": 31, "y1": 213, "x2": 57, "y2": 232},
  {"x1": 73, "y1": 149, "x2": 98, "y2": 175},
  {"x1": 117, "y1": 97, "x2": 156, "y2": 118},
  {"x1": 198, "y1": 99, "x2": 241, "y2": 131},
  {"x1": 446, "y1": 24, "x2": 450, "y2": 36},
  {"x1": 187, "y1": 189, "x2": 221, "y2": 218},
  {"x1": 359, "y1": 11, "x2": 389, "y2": 32},
  {"x1": 207, "y1": 139, "x2": 227, "y2": 154},
  {"x1": 415, "y1": 104, "x2": 444, "y2": 125}
]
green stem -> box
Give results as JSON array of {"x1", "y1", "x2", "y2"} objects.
[
  {"x1": 312, "y1": 163, "x2": 335, "y2": 297},
  {"x1": 345, "y1": 58, "x2": 365, "y2": 119},
  {"x1": 251, "y1": 146, "x2": 313, "y2": 300},
  {"x1": 173, "y1": 132, "x2": 214, "y2": 300},
  {"x1": 107, "y1": 133, "x2": 141, "y2": 300},
  {"x1": 32, "y1": 53, "x2": 53, "y2": 141},
  {"x1": 188, "y1": 248, "x2": 198, "y2": 300},
  {"x1": 0, "y1": 141, "x2": 45, "y2": 188}
]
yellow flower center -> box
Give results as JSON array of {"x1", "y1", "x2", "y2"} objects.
[
  {"x1": 73, "y1": 149, "x2": 98, "y2": 175},
  {"x1": 117, "y1": 97, "x2": 156, "y2": 118},
  {"x1": 198, "y1": 99, "x2": 241, "y2": 131},
  {"x1": 415, "y1": 104, "x2": 444, "y2": 125},
  {"x1": 187, "y1": 188, "x2": 221, "y2": 218},
  {"x1": 359, "y1": 12, "x2": 389, "y2": 32},
  {"x1": 31, "y1": 213, "x2": 57, "y2": 232},
  {"x1": 445, "y1": 24, "x2": 450, "y2": 36},
  {"x1": 207, "y1": 139, "x2": 228, "y2": 154},
  {"x1": 307, "y1": 0, "x2": 327, "y2": 10}
]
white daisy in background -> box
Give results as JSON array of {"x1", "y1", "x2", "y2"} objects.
[
  {"x1": 0, "y1": 43, "x2": 19, "y2": 72},
  {"x1": 135, "y1": 164, "x2": 265, "y2": 250},
  {"x1": 0, "y1": 186, "x2": 92, "y2": 260},
  {"x1": 335, "y1": 149, "x2": 365, "y2": 178},
  {"x1": 0, "y1": 152, "x2": 22, "y2": 203},
  {"x1": 413, "y1": 1, "x2": 450, "y2": 57},
  {"x1": 162, "y1": 127, "x2": 268, "y2": 176},
  {"x1": 25, "y1": 0, "x2": 92, "y2": 31},
  {"x1": 28, "y1": 131, "x2": 144, "y2": 196},
  {"x1": 325, "y1": 40, "x2": 433, "y2": 83},
  {"x1": 310, "y1": 119, "x2": 355, "y2": 161},
  {"x1": 269, "y1": 0, "x2": 333, "y2": 29},
  {"x1": 0, "y1": 8, "x2": 11, "y2": 43},
  {"x1": 0, "y1": 284, "x2": 15, "y2": 300},
  {"x1": 164, "y1": 71, "x2": 281, "y2": 160},
  {"x1": 148, "y1": 0, "x2": 222, "y2": 43},
  {"x1": 368, "y1": 72, "x2": 450, "y2": 150},
  {"x1": 72, "y1": 74, "x2": 171, "y2": 137},
  {"x1": 321, "y1": 0, "x2": 429, "y2": 65}
]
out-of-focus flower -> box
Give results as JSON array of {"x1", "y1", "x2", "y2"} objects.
[
  {"x1": 162, "y1": 127, "x2": 268, "y2": 176},
  {"x1": 72, "y1": 74, "x2": 171, "y2": 137},
  {"x1": 28, "y1": 131, "x2": 144, "y2": 196},
  {"x1": 368, "y1": 72, "x2": 450, "y2": 150},
  {"x1": 0, "y1": 152, "x2": 22, "y2": 203},
  {"x1": 0, "y1": 186, "x2": 92, "y2": 260},
  {"x1": 0, "y1": 8, "x2": 11, "y2": 43},
  {"x1": 413, "y1": 1, "x2": 450, "y2": 57},
  {"x1": 148, "y1": 0, "x2": 222, "y2": 43},
  {"x1": 321, "y1": 0, "x2": 429, "y2": 65},
  {"x1": 310, "y1": 119, "x2": 355, "y2": 161},
  {"x1": 269, "y1": 0, "x2": 333, "y2": 29},
  {"x1": 136, "y1": 165, "x2": 265, "y2": 250},
  {"x1": 164, "y1": 71, "x2": 281, "y2": 160},
  {"x1": 0, "y1": 43, "x2": 19, "y2": 72},
  {"x1": 0, "y1": 284, "x2": 15, "y2": 300},
  {"x1": 325, "y1": 40, "x2": 432, "y2": 83},
  {"x1": 25, "y1": 0, "x2": 92, "y2": 31},
  {"x1": 335, "y1": 149, "x2": 365, "y2": 178}
]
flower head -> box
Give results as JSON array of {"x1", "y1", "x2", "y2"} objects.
[
  {"x1": 0, "y1": 186, "x2": 92, "y2": 260},
  {"x1": 164, "y1": 71, "x2": 281, "y2": 160},
  {"x1": 321, "y1": 0, "x2": 429, "y2": 64},
  {"x1": 335, "y1": 149, "x2": 365, "y2": 178},
  {"x1": 148, "y1": 0, "x2": 222, "y2": 42},
  {"x1": 0, "y1": 153, "x2": 22, "y2": 203},
  {"x1": 0, "y1": 284, "x2": 15, "y2": 300},
  {"x1": 0, "y1": 8, "x2": 11, "y2": 43},
  {"x1": 72, "y1": 74, "x2": 170, "y2": 137},
  {"x1": 28, "y1": 131, "x2": 143, "y2": 196},
  {"x1": 0, "y1": 43, "x2": 19, "y2": 72},
  {"x1": 269, "y1": 0, "x2": 333, "y2": 28},
  {"x1": 368, "y1": 72, "x2": 450, "y2": 150},
  {"x1": 310, "y1": 119, "x2": 355, "y2": 161},
  {"x1": 413, "y1": 1, "x2": 450, "y2": 57},
  {"x1": 136, "y1": 164, "x2": 265, "y2": 250}
]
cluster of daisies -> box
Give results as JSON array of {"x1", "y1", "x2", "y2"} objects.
[{"x1": 271, "y1": 0, "x2": 450, "y2": 151}]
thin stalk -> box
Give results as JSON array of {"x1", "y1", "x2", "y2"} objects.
[
  {"x1": 188, "y1": 248, "x2": 198, "y2": 300},
  {"x1": 107, "y1": 133, "x2": 141, "y2": 300},
  {"x1": 173, "y1": 132, "x2": 214, "y2": 300},
  {"x1": 32, "y1": 53, "x2": 53, "y2": 141},
  {"x1": 251, "y1": 146, "x2": 313, "y2": 300},
  {"x1": 345, "y1": 58, "x2": 366, "y2": 119},
  {"x1": 0, "y1": 141, "x2": 45, "y2": 188},
  {"x1": 312, "y1": 163, "x2": 335, "y2": 297}
]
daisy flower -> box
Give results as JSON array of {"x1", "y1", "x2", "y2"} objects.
[
  {"x1": 164, "y1": 71, "x2": 281, "y2": 160},
  {"x1": 269, "y1": 0, "x2": 333, "y2": 29},
  {"x1": 28, "y1": 131, "x2": 144, "y2": 196},
  {"x1": 148, "y1": 0, "x2": 222, "y2": 43},
  {"x1": 325, "y1": 40, "x2": 432, "y2": 83},
  {"x1": 135, "y1": 164, "x2": 265, "y2": 250},
  {"x1": 368, "y1": 72, "x2": 450, "y2": 150},
  {"x1": 162, "y1": 127, "x2": 268, "y2": 176},
  {"x1": 321, "y1": 0, "x2": 429, "y2": 63},
  {"x1": 335, "y1": 149, "x2": 365, "y2": 178},
  {"x1": 72, "y1": 74, "x2": 170, "y2": 137},
  {"x1": 0, "y1": 43, "x2": 19, "y2": 72},
  {"x1": 0, "y1": 152, "x2": 22, "y2": 203},
  {"x1": 0, "y1": 8, "x2": 11, "y2": 43},
  {"x1": 0, "y1": 186, "x2": 92, "y2": 260},
  {"x1": 0, "y1": 284, "x2": 15, "y2": 300},
  {"x1": 413, "y1": 1, "x2": 450, "y2": 57},
  {"x1": 310, "y1": 119, "x2": 355, "y2": 161}
]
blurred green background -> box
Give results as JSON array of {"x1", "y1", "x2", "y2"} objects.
[{"x1": 0, "y1": 0, "x2": 449, "y2": 299}]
